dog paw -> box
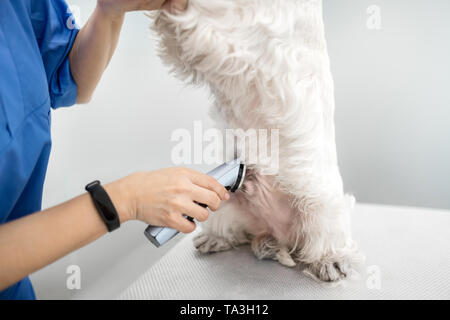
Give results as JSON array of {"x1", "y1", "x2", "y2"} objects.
[
  {"x1": 193, "y1": 233, "x2": 233, "y2": 253},
  {"x1": 307, "y1": 257, "x2": 352, "y2": 282},
  {"x1": 251, "y1": 234, "x2": 296, "y2": 268},
  {"x1": 275, "y1": 249, "x2": 297, "y2": 268}
]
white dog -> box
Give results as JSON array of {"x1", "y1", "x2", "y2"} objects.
[{"x1": 151, "y1": 0, "x2": 362, "y2": 282}]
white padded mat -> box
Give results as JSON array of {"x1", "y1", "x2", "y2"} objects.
[{"x1": 119, "y1": 204, "x2": 450, "y2": 300}]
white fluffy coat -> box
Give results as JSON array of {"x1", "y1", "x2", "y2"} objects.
[{"x1": 151, "y1": 0, "x2": 362, "y2": 281}]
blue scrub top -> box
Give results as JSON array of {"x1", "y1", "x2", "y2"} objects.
[{"x1": 0, "y1": 0, "x2": 79, "y2": 299}]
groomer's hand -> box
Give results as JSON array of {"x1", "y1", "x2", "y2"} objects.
[
  {"x1": 110, "y1": 168, "x2": 229, "y2": 233},
  {"x1": 97, "y1": 0, "x2": 188, "y2": 19}
]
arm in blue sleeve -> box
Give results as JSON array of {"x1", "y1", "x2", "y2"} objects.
[{"x1": 31, "y1": 0, "x2": 80, "y2": 108}]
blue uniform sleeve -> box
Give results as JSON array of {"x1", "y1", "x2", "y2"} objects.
[{"x1": 30, "y1": 0, "x2": 80, "y2": 108}]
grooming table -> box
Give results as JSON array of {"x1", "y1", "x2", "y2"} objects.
[{"x1": 118, "y1": 204, "x2": 450, "y2": 299}]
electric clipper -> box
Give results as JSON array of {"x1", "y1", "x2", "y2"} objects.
[{"x1": 144, "y1": 159, "x2": 246, "y2": 247}]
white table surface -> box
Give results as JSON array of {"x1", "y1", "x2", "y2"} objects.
[{"x1": 118, "y1": 203, "x2": 450, "y2": 300}]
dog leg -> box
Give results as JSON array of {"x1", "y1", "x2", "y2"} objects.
[
  {"x1": 292, "y1": 194, "x2": 362, "y2": 282},
  {"x1": 193, "y1": 200, "x2": 252, "y2": 253}
]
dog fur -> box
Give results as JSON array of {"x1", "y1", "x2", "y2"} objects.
[{"x1": 150, "y1": 0, "x2": 362, "y2": 282}]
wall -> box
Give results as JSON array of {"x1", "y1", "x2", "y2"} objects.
[{"x1": 325, "y1": 0, "x2": 450, "y2": 209}]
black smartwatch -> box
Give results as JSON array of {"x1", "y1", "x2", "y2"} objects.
[{"x1": 85, "y1": 180, "x2": 120, "y2": 232}]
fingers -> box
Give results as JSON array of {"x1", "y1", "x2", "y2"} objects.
[
  {"x1": 190, "y1": 184, "x2": 222, "y2": 211},
  {"x1": 187, "y1": 169, "x2": 229, "y2": 201},
  {"x1": 166, "y1": 212, "x2": 196, "y2": 234},
  {"x1": 184, "y1": 201, "x2": 210, "y2": 221},
  {"x1": 164, "y1": 195, "x2": 209, "y2": 232},
  {"x1": 171, "y1": 195, "x2": 210, "y2": 221}
]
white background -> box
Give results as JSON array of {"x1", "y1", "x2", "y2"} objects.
[{"x1": 30, "y1": 0, "x2": 450, "y2": 299}]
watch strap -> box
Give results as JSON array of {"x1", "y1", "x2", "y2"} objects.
[{"x1": 85, "y1": 180, "x2": 120, "y2": 232}]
